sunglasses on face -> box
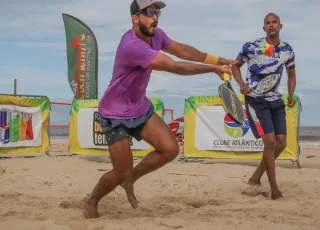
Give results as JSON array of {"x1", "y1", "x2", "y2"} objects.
[{"x1": 137, "y1": 8, "x2": 161, "y2": 17}]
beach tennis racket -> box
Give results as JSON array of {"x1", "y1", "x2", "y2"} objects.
[
  {"x1": 218, "y1": 70, "x2": 245, "y2": 125},
  {"x1": 247, "y1": 74, "x2": 280, "y2": 96}
]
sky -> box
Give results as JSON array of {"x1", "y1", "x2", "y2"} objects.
[{"x1": 1, "y1": 0, "x2": 320, "y2": 126}]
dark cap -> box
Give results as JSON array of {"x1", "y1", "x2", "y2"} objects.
[{"x1": 130, "y1": 0, "x2": 166, "y2": 15}]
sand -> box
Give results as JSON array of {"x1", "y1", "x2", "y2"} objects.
[{"x1": 1, "y1": 140, "x2": 320, "y2": 230}]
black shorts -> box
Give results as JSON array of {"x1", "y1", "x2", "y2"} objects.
[
  {"x1": 99, "y1": 105, "x2": 154, "y2": 146},
  {"x1": 245, "y1": 95, "x2": 286, "y2": 139}
]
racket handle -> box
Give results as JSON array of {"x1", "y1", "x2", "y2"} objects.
[
  {"x1": 223, "y1": 72, "x2": 231, "y2": 82},
  {"x1": 222, "y1": 65, "x2": 231, "y2": 81}
]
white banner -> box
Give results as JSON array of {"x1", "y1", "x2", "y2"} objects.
[
  {"x1": 77, "y1": 108, "x2": 151, "y2": 150},
  {"x1": 0, "y1": 105, "x2": 42, "y2": 148},
  {"x1": 194, "y1": 106, "x2": 264, "y2": 152}
]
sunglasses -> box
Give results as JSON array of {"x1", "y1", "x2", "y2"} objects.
[{"x1": 137, "y1": 8, "x2": 161, "y2": 17}]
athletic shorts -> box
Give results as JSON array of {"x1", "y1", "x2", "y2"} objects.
[
  {"x1": 245, "y1": 95, "x2": 286, "y2": 139},
  {"x1": 99, "y1": 105, "x2": 154, "y2": 146}
]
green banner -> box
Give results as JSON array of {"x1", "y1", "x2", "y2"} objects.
[{"x1": 62, "y1": 13, "x2": 98, "y2": 99}]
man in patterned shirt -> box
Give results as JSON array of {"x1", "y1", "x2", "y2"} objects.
[{"x1": 231, "y1": 13, "x2": 296, "y2": 200}]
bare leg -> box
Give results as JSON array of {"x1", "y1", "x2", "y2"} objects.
[
  {"x1": 249, "y1": 133, "x2": 282, "y2": 200},
  {"x1": 123, "y1": 113, "x2": 180, "y2": 186},
  {"x1": 83, "y1": 137, "x2": 137, "y2": 219},
  {"x1": 249, "y1": 134, "x2": 287, "y2": 186}
]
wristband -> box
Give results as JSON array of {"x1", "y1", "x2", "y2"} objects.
[{"x1": 204, "y1": 54, "x2": 220, "y2": 65}]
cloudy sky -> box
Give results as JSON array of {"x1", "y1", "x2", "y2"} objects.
[{"x1": 1, "y1": 0, "x2": 319, "y2": 126}]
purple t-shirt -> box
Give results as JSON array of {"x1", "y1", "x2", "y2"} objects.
[{"x1": 98, "y1": 27, "x2": 172, "y2": 119}]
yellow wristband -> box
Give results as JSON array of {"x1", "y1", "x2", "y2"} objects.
[{"x1": 204, "y1": 54, "x2": 220, "y2": 65}]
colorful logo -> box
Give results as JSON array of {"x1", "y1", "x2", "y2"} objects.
[
  {"x1": 0, "y1": 109, "x2": 34, "y2": 144},
  {"x1": 224, "y1": 109, "x2": 250, "y2": 138},
  {"x1": 70, "y1": 34, "x2": 87, "y2": 99}
]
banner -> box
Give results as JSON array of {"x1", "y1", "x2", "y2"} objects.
[
  {"x1": 0, "y1": 95, "x2": 50, "y2": 154},
  {"x1": 62, "y1": 13, "x2": 98, "y2": 99},
  {"x1": 69, "y1": 98, "x2": 165, "y2": 156},
  {"x1": 183, "y1": 93, "x2": 301, "y2": 160}
]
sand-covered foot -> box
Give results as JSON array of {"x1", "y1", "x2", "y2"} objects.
[
  {"x1": 121, "y1": 181, "x2": 139, "y2": 209},
  {"x1": 271, "y1": 189, "x2": 283, "y2": 200},
  {"x1": 83, "y1": 200, "x2": 100, "y2": 219},
  {"x1": 127, "y1": 194, "x2": 139, "y2": 209},
  {"x1": 248, "y1": 178, "x2": 261, "y2": 186}
]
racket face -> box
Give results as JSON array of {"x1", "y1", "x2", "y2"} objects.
[
  {"x1": 252, "y1": 74, "x2": 279, "y2": 95},
  {"x1": 219, "y1": 84, "x2": 245, "y2": 125}
]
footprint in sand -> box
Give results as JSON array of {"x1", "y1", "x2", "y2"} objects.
[
  {"x1": 0, "y1": 166, "x2": 6, "y2": 175},
  {"x1": 240, "y1": 180, "x2": 269, "y2": 198},
  {"x1": 241, "y1": 190, "x2": 269, "y2": 198}
]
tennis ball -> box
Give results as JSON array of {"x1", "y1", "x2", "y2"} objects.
[{"x1": 262, "y1": 43, "x2": 274, "y2": 56}]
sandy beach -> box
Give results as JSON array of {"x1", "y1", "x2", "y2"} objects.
[{"x1": 1, "y1": 140, "x2": 320, "y2": 230}]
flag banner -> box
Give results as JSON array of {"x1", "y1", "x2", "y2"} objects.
[{"x1": 62, "y1": 13, "x2": 98, "y2": 99}]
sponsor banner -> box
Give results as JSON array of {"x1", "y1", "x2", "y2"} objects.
[
  {"x1": 62, "y1": 13, "x2": 98, "y2": 99},
  {"x1": 0, "y1": 95, "x2": 50, "y2": 154},
  {"x1": 78, "y1": 108, "x2": 151, "y2": 150},
  {"x1": 69, "y1": 98, "x2": 164, "y2": 156},
  {"x1": 195, "y1": 106, "x2": 264, "y2": 152},
  {"x1": 184, "y1": 93, "x2": 300, "y2": 160}
]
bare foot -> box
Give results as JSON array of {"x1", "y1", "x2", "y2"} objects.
[
  {"x1": 127, "y1": 195, "x2": 139, "y2": 209},
  {"x1": 271, "y1": 189, "x2": 283, "y2": 200},
  {"x1": 248, "y1": 178, "x2": 261, "y2": 186},
  {"x1": 83, "y1": 200, "x2": 100, "y2": 219},
  {"x1": 120, "y1": 181, "x2": 139, "y2": 209}
]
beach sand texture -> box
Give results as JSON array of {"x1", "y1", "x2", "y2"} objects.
[{"x1": 1, "y1": 140, "x2": 320, "y2": 230}]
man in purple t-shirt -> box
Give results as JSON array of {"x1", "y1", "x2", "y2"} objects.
[{"x1": 84, "y1": 0, "x2": 235, "y2": 219}]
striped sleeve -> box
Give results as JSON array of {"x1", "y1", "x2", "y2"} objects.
[
  {"x1": 285, "y1": 47, "x2": 295, "y2": 69},
  {"x1": 237, "y1": 42, "x2": 252, "y2": 63}
]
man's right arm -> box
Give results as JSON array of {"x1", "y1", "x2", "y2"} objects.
[
  {"x1": 162, "y1": 40, "x2": 236, "y2": 66},
  {"x1": 147, "y1": 52, "x2": 225, "y2": 76},
  {"x1": 231, "y1": 42, "x2": 252, "y2": 94},
  {"x1": 231, "y1": 58, "x2": 246, "y2": 87},
  {"x1": 123, "y1": 39, "x2": 230, "y2": 76}
]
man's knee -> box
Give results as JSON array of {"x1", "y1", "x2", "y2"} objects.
[
  {"x1": 120, "y1": 169, "x2": 133, "y2": 183},
  {"x1": 110, "y1": 151, "x2": 133, "y2": 184},
  {"x1": 276, "y1": 135, "x2": 287, "y2": 151},
  {"x1": 160, "y1": 141, "x2": 180, "y2": 163},
  {"x1": 113, "y1": 167, "x2": 132, "y2": 184},
  {"x1": 262, "y1": 133, "x2": 276, "y2": 151}
]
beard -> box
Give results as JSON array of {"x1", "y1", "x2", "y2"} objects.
[{"x1": 138, "y1": 21, "x2": 156, "y2": 37}]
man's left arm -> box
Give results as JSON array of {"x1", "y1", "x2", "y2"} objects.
[
  {"x1": 286, "y1": 67, "x2": 296, "y2": 106},
  {"x1": 285, "y1": 47, "x2": 296, "y2": 107},
  {"x1": 162, "y1": 40, "x2": 236, "y2": 66}
]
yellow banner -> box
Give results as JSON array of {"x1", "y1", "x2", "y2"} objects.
[
  {"x1": 184, "y1": 93, "x2": 300, "y2": 160},
  {"x1": 69, "y1": 98, "x2": 165, "y2": 156},
  {"x1": 0, "y1": 95, "x2": 50, "y2": 154}
]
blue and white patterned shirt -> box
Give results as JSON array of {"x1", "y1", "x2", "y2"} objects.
[{"x1": 237, "y1": 37, "x2": 295, "y2": 101}]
